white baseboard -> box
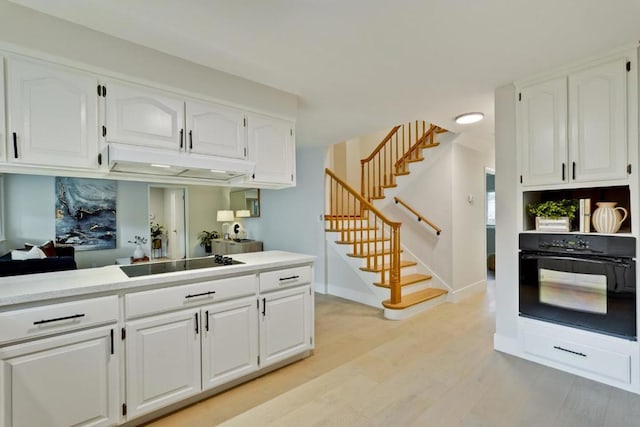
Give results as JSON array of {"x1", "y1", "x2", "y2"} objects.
[
  {"x1": 449, "y1": 279, "x2": 486, "y2": 302},
  {"x1": 314, "y1": 281, "x2": 327, "y2": 294},
  {"x1": 493, "y1": 333, "x2": 518, "y2": 355}
]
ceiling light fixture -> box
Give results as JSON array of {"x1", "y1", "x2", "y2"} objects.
[
  {"x1": 150, "y1": 164, "x2": 171, "y2": 168},
  {"x1": 455, "y1": 112, "x2": 484, "y2": 125}
]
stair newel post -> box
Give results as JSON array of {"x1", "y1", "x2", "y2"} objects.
[
  {"x1": 328, "y1": 173, "x2": 334, "y2": 230},
  {"x1": 390, "y1": 223, "x2": 401, "y2": 304}
]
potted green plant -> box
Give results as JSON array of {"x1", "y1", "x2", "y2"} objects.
[
  {"x1": 527, "y1": 199, "x2": 578, "y2": 232},
  {"x1": 198, "y1": 230, "x2": 220, "y2": 254},
  {"x1": 150, "y1": 221, "x2": 165, "y2": 250}
]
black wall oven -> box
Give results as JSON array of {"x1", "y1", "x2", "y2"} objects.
[{"x1": 519, "y1": 233, "x2": 636, "y2": 340}]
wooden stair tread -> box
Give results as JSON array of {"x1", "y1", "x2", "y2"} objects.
[
  {"x1": 406, "y1": 157, "x2": 424, "y2": 163},
  {"x1": 373, "y1": 273, "x2": 432, "y2": 288},
  {"x1": 360, "y1": 260, "x2": 416, "y2": 272},
  {"x1": 421, "y1": 142, "x2": 440, "y2": 149},
  {"x1": 394, "y1": 171, "x2": 410, "y2": 176},
  {"x1": 347, "y1": 249, "x2": 403, "y2": 258},
  {"x1": 382, "y1": 288, "x2": 448, "y2": 309},
  {"x1": 325, "y1": 226, "x2": 376, "y2": 232},
  {"x1": 324, "y1": 215, "x2": 363, "y2": 220},
  {"x1": 382, "y1": 183, "x2": 398, "y2": 188},
  {"x1": 335, "y1": 237, "x2": 390, "y2": 245}
]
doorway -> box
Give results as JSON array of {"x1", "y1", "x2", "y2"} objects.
[
  {"x1": 485, "y1": 168, "x2": 495, "y2": 279},
  {"x1": 148, "y1": 185, "x2": 187, "y2": 260}
]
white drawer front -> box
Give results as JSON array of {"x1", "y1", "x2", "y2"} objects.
[
  {"x1": 259, "y1": 266, "x2": 312, "y2": 292},
  {"x1": 522, "y1": 330, "x2": 631, "y2": 384},
  {"x1": 126, "y1": 274, "x2": 257, "y2": 319},
  {"x1": 0, "y1": 295, "x2": 118, "y2": 345}
]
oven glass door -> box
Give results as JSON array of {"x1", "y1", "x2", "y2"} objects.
[{"x1": 519, "y1": 253, "x2": 636, "y2": 339}]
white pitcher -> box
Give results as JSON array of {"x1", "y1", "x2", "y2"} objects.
[{"x1": 592, "y1": 202, "x2": 628, "y2": 234}]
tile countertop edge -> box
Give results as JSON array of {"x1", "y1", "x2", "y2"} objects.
[{"x1": 0, "y1": 251, "x2": 316, "y2": 308}]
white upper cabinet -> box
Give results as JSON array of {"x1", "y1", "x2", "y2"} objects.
[
  {"x1": 569, "y1": 57, "x2": 628, "y2": 183},
  {"x1": 6, "y1": 57, "x2": 99, "y2": 169},
  {"x1": 518, "y1": 52, "x2": 633, "y2": 187},
  {"x1": 104, "y1": 82, "x2": 248, "y2": 160},
  {"x1": 186, "y1": 100, "x2": 247, "y2": 159},
  {"x1": 104, "y1": 81, "x2": 185, "y2": 151},
  {"x1": 518, "y1": 77, "x2": 568, "y2": 186},
  {"x1": 247, "y1": 113, "x2": 295, "y2": 186}
]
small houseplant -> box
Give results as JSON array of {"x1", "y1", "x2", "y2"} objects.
[
  {"x1": 150, "y1": 221, "x2": 165, "y2": 250},
  {"x1": 198, "y1": 230, "x2": 220, "y2": 254},
  {"x1": 527, "y1": 199, "x2": 578, "y2": 231}
]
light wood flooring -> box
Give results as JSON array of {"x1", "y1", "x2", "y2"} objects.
[{"x1": 145, "y1": 282, "x2": 640, "y2": 426}]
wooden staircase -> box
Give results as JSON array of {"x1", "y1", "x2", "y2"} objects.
[{"x1": 325, "y1": 121, "x2": 449, "y2": 318}]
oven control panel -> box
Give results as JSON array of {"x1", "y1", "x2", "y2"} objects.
[
  {"x1": 519, "y1": 233, "x2": 636, "y2": 257},
  {"x1": 538, "y1": 236, "x2": 591, "y2": 250}
]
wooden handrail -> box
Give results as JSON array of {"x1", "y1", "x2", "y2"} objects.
[
  {"x1": 326, "y1": 169, "x2": 400, "y2": 227},
  {"x1": 394, "y1": 197, "x2": 442, "y2": 235},
  {"x1": 326, "y1": 168, "x2": 402, "y2": 304},
  {"x1": 361, "y1": 125, "x2": 402, "y2": 163}
]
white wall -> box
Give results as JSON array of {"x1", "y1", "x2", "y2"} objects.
[
  {"x1": 383, "y1": 143, "x2": 454, "y2": 286},
  {"x1": 259, "y1": 146, "x2": 326, "y2": 290},
  {"x1": 494, "y1": 84, "x2": 519, "y2": 350},
  {"x1": 0, "y1": 0, "x2": 297, "y2": 119},
  {"x1": 452, "y1": 143, "x2": 494, "y2": 293}
]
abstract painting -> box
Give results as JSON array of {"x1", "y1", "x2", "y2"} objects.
[{"x1": 55, "y1": 177, "x2": 117, "y2": 250}]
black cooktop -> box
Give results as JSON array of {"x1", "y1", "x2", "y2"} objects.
[{"x1": 120, "y1": 256, "x2": 244, "y2": 278}]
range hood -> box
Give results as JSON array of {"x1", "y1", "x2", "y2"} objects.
[{"x1": 107, "y1": 144, "x2": 255, "y2": 181}]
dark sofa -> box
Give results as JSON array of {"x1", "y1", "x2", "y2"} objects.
[{"x1": 0, "y1": 246, "x2": 77, "y2": 277}]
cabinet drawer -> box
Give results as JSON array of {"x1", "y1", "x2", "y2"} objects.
[
  {"x1": 259, "y1": 265, "x2": 311, "y2": 292},
  {"x1": 126, "y1": 274, "x2": 257, "y2": 319},
  {"x1": 0, "y1": 295, "x2": 118, "y2": 345},
  {"x1": 521, "y1": 330, "x2": 631, "y2": 384}
]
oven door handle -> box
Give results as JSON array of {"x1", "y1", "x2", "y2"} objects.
[{"x1": 520, "y1": 254, "x2": 631, "y2": 267}]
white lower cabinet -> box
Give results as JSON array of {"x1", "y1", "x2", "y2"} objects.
[
  {"x1": 260, "y1": 285, "x2": 312, "y2": 368},
  {"x1": 0, "y1": 326, "x2": 119, "y2": 427},
  {"x1": 125, "y1": 297, "x2": 261, "y2": 420},
  {"x1": 125, "y1": 309, "x2": 201, "y2": 419},
  {"x1": 201, "y1": 296, "x2": 258, "y2": 390},
  {"x1": 518, "y1": 318, "x2": 637, "y2": 389}
]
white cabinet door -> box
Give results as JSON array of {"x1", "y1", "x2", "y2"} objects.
[
  {"x1": 186, "y1": 100, "x2": 246, "y2": 159},
  {"x1": 0, "y1": 326, "x2": 118, "y2": 427},
  {"x1": 260, "y1": 285, "x2": 311, "y2": 368},
  {"x1": 247, "y1": 113, "x2": 295, "y2": 186},
  {"x1": 518, "y1": 77, "x2": 568, "y2": 186},
  {"x1": 7, "y1": 57, "x2": 99, "y2": 168},
  {"x1": 201, "y1": 297, "x2": 258, "y2": 390},
  {"x1": 104, "y1": 81, "x2": 185, "y2": 151},
  {"x1": 569, "y1": 57, "x2": 628, "y2": 183},
  {"x1": 126, "y1": 309, "x2": 201, "y2": 419}
]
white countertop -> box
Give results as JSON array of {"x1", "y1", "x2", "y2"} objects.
[{"x1": 0, "y1": 251, "x2": 315, "y2": 308}]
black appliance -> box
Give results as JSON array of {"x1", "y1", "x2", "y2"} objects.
[
  {"x1": 519, "y1": 233, "x2": 636, "y2": 340},
  {"x1": 120, "y1": 255, "x2": 243, "y2": 278}
]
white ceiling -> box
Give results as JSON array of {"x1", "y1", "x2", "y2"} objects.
[{"x1": 10, "y1": 0, "x2": 640, "y2": 150}]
